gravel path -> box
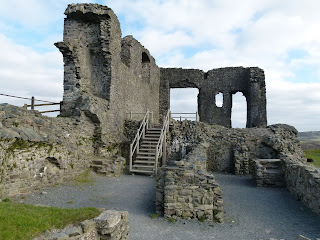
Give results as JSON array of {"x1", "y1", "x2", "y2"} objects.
[{"x1": 20, "y1": 172, "x2": 320, "y2": 240}]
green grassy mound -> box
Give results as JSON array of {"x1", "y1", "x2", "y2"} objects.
[
  {"x1": 0, "y1": 202, "x2": 101, "y2": 240},
  {"x1": 304, "y1": 149, "x2": 320, "y2": 168}
]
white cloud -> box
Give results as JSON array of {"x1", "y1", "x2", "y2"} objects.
[
  {"x1": 0, "y1": 34, "x2": 63, "y2": 110},
  {"x1": 0, "y1": 0, "x2": 319, "y2": 130}
]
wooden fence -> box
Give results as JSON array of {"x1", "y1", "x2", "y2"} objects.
[{"x1": 170, "y1": 112, "x2": 200, "y2": 122}]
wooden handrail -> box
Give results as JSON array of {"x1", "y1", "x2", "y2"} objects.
[
  {"x1": 129, "y1": 110, "x2": 151, "y2": 172},
  {"x1": 154, "y1": 110, "x2": 170, "y2": 174},
  {"x1": 170, "y1": 112, "x2": 199, "y2": 121}
]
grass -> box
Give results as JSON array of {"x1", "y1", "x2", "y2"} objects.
[
  {"x1": 0, "y1": 202, "x2": 101, "y2": 240},
  {"x1": 149, "y1": 213, "x2": 159, "y2": 219},
  {"x1": 304, "y1": 149, "x2": 320, "y2": 168},
  {"x1": 71, "y1": 170, "x2": 96, "y2": 185}
]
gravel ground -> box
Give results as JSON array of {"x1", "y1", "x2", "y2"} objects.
[{"x1": 20, "y1": 172, "x2": 320, "y2": 240}]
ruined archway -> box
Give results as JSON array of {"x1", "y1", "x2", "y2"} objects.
[{"x1": 231, "y1": 92, "x2": 247, "y2": 128}]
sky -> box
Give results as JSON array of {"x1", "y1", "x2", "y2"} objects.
[{"x1": 0, "y1": 0, "x2": 319, "y2": 131}]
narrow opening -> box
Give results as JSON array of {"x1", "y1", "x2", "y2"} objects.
[
  {"x1": 170, "y1": 88, "x2": 199, "y2": 121},
  {"x1": 231, "y1": 92, "x2": 247, "y2": 128},
  {"x1": 142, "y1": 52, "x2": 150, "y2": 63},
  {"x1": 215, "y1": 92, "x2": 223, "y2": 107}
]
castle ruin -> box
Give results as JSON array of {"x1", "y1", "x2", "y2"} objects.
[
  {"x1": 55, "y1": 4, "x2": 266, "y2": 130},
  {"x1": 0, "y1": 3, "x2": 319, "y2": 232}
]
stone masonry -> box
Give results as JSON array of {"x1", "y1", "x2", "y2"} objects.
[
  {"x1": 156, "y1": 144, "x2": 224, "y2": 222},
  {"x1": 34, "y1": 210, "x2": 129, "y2": 240},
  {"x1": 253, "y1": 159, "x2": 285, "y2": 187},
  {"x1": 55, "y1": 4, "x2": 160, "y2": 145},
  {"x1": 56, "y1": 3, "x2": 267, "y2": 131},
  {"x1": 160, "y1": 67, "x2": 267, "y2": 128},
  {"x1": 0, "y1": 104, "x2": 124, "y2": 198}
]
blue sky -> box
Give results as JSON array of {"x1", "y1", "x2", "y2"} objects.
[{"x1": 0, "y1": 0, "x2": 319, "y2": 131}]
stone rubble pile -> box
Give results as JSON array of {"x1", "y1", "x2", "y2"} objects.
[{"x1": 34, "y1": 210, "x2": 129, "y2": 240}]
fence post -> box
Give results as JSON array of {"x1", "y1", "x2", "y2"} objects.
[
  {"x1": 60, "y1": 101, "x2": 63, "y2": 113},
  {"x1": 31, "y1": 96, "x2": 35, "y2": 110},
  {"x1": 129, "y1": 144, "x2": 133, "y2": 172},
  {"x1": 180, "y1": 116, "x2": 182, "y2": 122}
]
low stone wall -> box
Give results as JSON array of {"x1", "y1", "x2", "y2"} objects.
[
  {"x1": 168, "y1": 121, "x2": 305, "y2": 176},
  {"x1": 0, "y1": 104, "x2": 125, "y2": 198},
  {"x1": 282, "y1": 155, "x2": 320, "y2": 215},
  {"x1": 252, "y1": 159, "x2": 284, "y2": 187},
  {"x1": 156, "y1": 145, "x2": 223, "y2": 222},
  {"x1": 34, "y1": 210, "x2": 129, "y2": 240}
]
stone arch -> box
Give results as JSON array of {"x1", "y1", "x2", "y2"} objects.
[{"x1": 231, "y1": 91, "x2": 247, "y2": 128}]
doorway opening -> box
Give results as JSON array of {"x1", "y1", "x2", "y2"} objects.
[
  {"x1": 231, "y1": 92, "x2": 247, "y2": 128},
  {"x1": 170, "y1": 88, "x2": 199, "y2": 121}
]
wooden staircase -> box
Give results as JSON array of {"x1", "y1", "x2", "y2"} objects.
[
  {"x1": 129, "y1": 110, "x2": 170, "y2": 175},
  {"x1": 131, "y1": 128, "x2": 161, "y2": 174}
]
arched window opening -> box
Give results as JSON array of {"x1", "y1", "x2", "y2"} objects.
[
  {"x1": 231, "y1": 92, "x2": 247, "y2": 128},
  {"x1": 142, "y1": 52, "x2": 150, "y2": 63},
  {"x1": 215, "y1": 92, "x2": 223, "y2": 107}
]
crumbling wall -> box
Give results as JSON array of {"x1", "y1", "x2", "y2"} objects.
[
  {"x1": 282, "y1": 155, "x2": 320, "y2": 215},
  {"x1": 34, "y1": 210, "x2": 129, "y2": 240},
  {"x1": 168, "y1": 121, "x2": 305, "y2": 175},
  {"x1": 55, "y1": 4, "x2": 160, "y2": 145},
  {"x1": 156, "y1": 144, "x2": 224, "y2": 222},
  {"x1": 160, "y1": 67, "x2": 267, "y2": 128},
  {"x1": 0, "y1": 104, "x2": 123, "y2": 198}
]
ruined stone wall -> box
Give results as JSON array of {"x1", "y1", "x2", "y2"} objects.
[
  {"x1": 0, "y1": 104, "x2": 122, "y2": 198},
  {"x1": 34, "y1": 210, "x2": 129, "y2": 240},
  {"x1": 282, "y1": 155, "x2": 320, "y2": 215},
  {"x1": 55, "y1": 4, "x2": 160, "y2": 145},
  {"x1": 160, "y1": 67, "x2": 267, "y2": 128},
  {"x1": 156, "y1": 144, "x2": 223, "y2": 222},
  {"x1": 168, "y1": 121, "x2": 305, "y2": 175}
]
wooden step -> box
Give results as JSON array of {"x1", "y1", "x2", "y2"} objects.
[
  {"x1": 136, "y1": 155, "x2": 155, "y2": 160},
  {"x1": 144, "y1": 134, "x2": 161, "y2": 138},
  {"x1": 134, "y1": 160, "x2": 155, "y2": 164},
  {"x1": 130, "y1": 169, "x2": 154, "y2": 174},
  {"x1": 139, "y1": 148, "x2": 155, "y2": 152},
  {"x1": 138, "y1": 152, "x2": 155, "y2": 156},
  {"x1": 147, "y1": 128, "x2": 162, "y2": 131},
  {"x1": 142, "y1": 137, "x2": 159, "y2": 142},
  {"x1": 132, "y1": 164, "x2": 155, "y2": 168},
  {"x1": 140, "y1": 144, "x2": 157, "y2": 150},
  {"x1": 141, "y1": 141, "x2": 158, "y2": 144}
]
